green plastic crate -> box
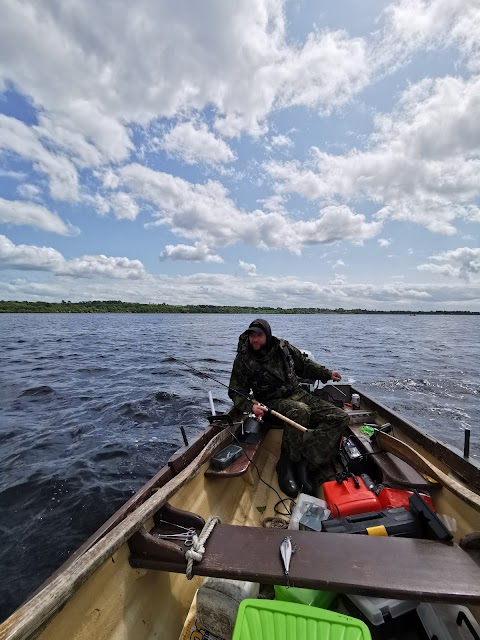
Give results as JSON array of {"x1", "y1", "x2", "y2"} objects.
[
  {"x1": 274, "y1": 585, "x2": 335, "y2": 609},
  {"x1": 232, "y1": 599, "x2": 372, "y2": 640}
]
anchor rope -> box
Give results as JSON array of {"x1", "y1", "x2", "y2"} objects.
[{"x1": 185, "y1": 516, "x2": 221, "y2": 579}]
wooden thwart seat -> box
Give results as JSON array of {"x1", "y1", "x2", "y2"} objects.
[
  {"x1": 130, "y1": 524, "x2": 480, "y2": 604},
  {"x1": 349, "y1": 424, "x2": 439, "y2": 491}
]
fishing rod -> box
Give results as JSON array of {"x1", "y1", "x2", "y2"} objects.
[{"x1": 170, "y1": 356, "x2": 309, "y2": 433}]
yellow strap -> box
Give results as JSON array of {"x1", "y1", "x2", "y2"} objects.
[{"x1": 366, "y1": 525, "x2": 388, "y2": 536}]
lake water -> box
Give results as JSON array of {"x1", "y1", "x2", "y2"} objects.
[{"x1": 0, "y1": 313, "x2": 478, "y2": 621}]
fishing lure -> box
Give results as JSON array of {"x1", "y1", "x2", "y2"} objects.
[{"x1": 280, "y1": 536, "x2": 297, "y2": 586}]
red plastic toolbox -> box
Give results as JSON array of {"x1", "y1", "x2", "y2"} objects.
[
  {"x1": 323, "y1": 476, "x2": 381, "y2": 518},
  {"x1": 378, "y1": 488, "x2": 434, "y2": 511}
]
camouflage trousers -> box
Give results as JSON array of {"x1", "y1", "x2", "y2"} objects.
[{"x1": 267, "y1": 388, "x2": 350, "y2": 467}]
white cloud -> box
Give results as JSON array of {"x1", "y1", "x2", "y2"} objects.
[
  {"x1": 119, "y1": 164, "x2": 381, "y2": 254},
  {"x1": 378, "y1": 238, "x2": 390, "y2": 247},
  {"x1": 239, "y1": 260, "x2": 257, "y2": 276},
  {"x1": 16, "y1": 183, "x2": 42, "y2": 201},
  {"x1": 162, "y1": 121, "x2": 235, "y2": 166},
  {"x1": 0, "y1": 115, "x2": 79, "y2": 201},
  {"x1": 379, "y1": 0, "x2": 480, "y2": 72},
  {"x1": 266, "y1": 74, "x2": 480, "y2": 236},
  {"x1": 333, "y1": 260, "x2": 345, "y2": 269},
  {"x1": 2, "y1": 268, "x2": 480, "y2": 310},
  {"x1": 0, "y1": 235, "x2": 146, "y2": 279},
  {"x1": 110, "y1": 192, "x2": 139, "y2": 221},
  {"x1": 418, "y1": 247, "x2": 480, "y2": 281},
  {"x1": 0, "y1": 234, "x2": 64, "y2": 271},
  {"x1": 0, "y1": 0, "x2": 372, "y2": 159},
  {"x1": 160, "y1": 242, "x2": 223, "y2": 263},
  {"x1": 0, "y1": 197, "x2": 76, "y2": 235},
  {"x1": 270, "y1": 134, "x2": 293, "y2": 148}
]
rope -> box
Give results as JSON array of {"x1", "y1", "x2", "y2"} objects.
[
  {"x1": 262, "y1": 516, "x2": 289, "y2": 529},
  {"x1": 185, "y1": 516, "x2": 221, "y2": 580}
]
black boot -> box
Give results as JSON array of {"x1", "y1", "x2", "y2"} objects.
[
  {"x1": 276, "y1": 456, "x2": 298, "y2": 498},
  {"x1": 295, "y1": 457, "x2": 315, "y2": 496}
]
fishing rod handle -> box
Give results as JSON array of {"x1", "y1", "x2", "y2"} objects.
[{"x1": 269, "y1": 409, "x2": 308, "y2": 432}]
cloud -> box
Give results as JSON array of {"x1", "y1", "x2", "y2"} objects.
[
  {"x1": 378, "y1": 238, "x2": 390, "y2": 247},
  {"x1": 2, "y1": 267, "x2": 480, "y2": 310},
  {"x1": 162, "y1": 121, "x2": 235, "y2": 166},
  {"x1": 0, "y1": 0, "x2": 372, "y2": 158},
  {"x1": 333, "y1": 260, "x2": 345, "y2": 268},
  {"x1": 118, "y1": 164, "x2": 381, "y2": 253},
  {"x1": 239, "y1": 260, "x2": 257, "y2": 276},
  {"x1": 0, "y1": 197, "x2": 76, "y2": 235},
  {"x1": 418, "y1": 247, "x2": 480, "y2": 281},
  {"x1": 0, "y1": 115, "x2": 79, "y2": 200},
  {"x1": 160, "y1": 242, "x2": 223, "y2": 263},
  {"x1": 0, "y1": 235, "x2": 146, "y2": 279},
  {"x1": 109, "y1": 192, "x2": 139, "y2": 221},
  {"x1": 0, "y1": 234, "x2": 64, "y2": 271},
  {"x1": 270, "y1": 134, "x2": 293, "y2": 148},
  {"x1": 266, "y1": 74, "x2": 480, "y2": 236},
  {"x1": 379, "y1": 0, "x2": 480, "y2": 72},
  {"x1": 16, "y1": 183, "x2": 42, "y2": 201}
]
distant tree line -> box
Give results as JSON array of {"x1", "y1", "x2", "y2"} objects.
[{"x1": 0, "y1": 300, "x2": 478, "y2": 315}]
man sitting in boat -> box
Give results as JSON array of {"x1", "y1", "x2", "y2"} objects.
[{"x1": 229, "y1": 318, "x2": 350, "y2": 498}]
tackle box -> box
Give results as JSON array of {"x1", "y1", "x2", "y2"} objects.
[
  {"x1": 323, "y1": 476, "x2": 382, "y2": 518},
  {"x1": 210, "y1": 444, "x2": 243, "y2": 469},
  {"x1": 378, "y1": 487, "x2": 434, "y2": 511},
  {"x1": 321, "y1": 507, "x2": 422, "y2": 538},
  {"x1": 417, "y1": 603, "x2": 480, "y2": 640}
]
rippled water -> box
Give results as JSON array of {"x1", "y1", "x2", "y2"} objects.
[{"x1": 0, "y1": 313, "x2": 478, "y2": 621}]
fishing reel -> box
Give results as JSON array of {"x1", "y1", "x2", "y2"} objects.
[{"x1": 240, "y1": 414, "x2": 266, "y2": 444}]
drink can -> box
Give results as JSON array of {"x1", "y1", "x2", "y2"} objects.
[{"x1": 351, "y1": 393, "x2": 360, "y2": 408}]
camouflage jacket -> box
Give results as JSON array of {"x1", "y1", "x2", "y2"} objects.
[{"x1": 228, "y1": 333, "x2": 333, "y2": 412}]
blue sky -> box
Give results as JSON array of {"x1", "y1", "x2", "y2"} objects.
[{"x1": 0, "y1": 0, "x2": 479, "y2": 309}]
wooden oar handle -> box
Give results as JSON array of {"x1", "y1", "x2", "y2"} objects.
[{"x1": 269, "y1": 409, "x2": 308, "y2": 432}]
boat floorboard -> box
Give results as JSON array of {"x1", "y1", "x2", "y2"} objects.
[{"x1": 130, "y1": 524, "x2": 480, "y2": 604}]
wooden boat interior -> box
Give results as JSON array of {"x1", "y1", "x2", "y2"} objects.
[{"x1": 3, "y1": 385, "x2": 480, "y2": 640}]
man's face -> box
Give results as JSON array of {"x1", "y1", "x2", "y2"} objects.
[{"x1": 249, "y1": 331, "x2": 267, "y2": 350}]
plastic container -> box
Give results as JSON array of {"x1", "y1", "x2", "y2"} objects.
[
  {"x1": 323, "y1": 476, "x2": 381, "y2": 518},
  {"x1": 346, "y1": 594, "x2": 419, "y2": 626},
  {"x1": 288, "y1": 493, "x2": 330, "y2": 530},
  {"x1": 378, "y1": 488, "x2": 434, "y2": 512},
  {"x1": 274, "y1": 585, "x2": 335, "y2": 610},
  {"x1": 351, "y1": 393, "x2": 361, "y2": 408},
  {"x1": 232, "y1": 599, "x2": 372, "y2": 640},
  {"x1": 417, "y1": 602, "x2": 480, "y2": 640}
]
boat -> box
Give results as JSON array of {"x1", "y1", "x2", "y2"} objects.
[{"x1": 1, "y1": 384, "x2": 479, "y2": 640}]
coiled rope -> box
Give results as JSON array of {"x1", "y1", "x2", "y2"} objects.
[{"x1": 185, "y1": 516, "x2": 221, "y2": 579}]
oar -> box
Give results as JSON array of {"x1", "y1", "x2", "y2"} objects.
[{"x1": 376, "y1": 431, "x2": 480, "y2": 513}]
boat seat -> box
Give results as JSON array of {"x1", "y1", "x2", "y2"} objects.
[
  {"x1": 129, "y1": 523, "x2": 480, "y2": 604},
  {"x1": 349, "y1": 424, "x2": 440, "y2": 491}
]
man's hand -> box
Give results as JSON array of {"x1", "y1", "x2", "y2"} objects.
[
  {"x1": 252, "y1": 402, "x2": 268, "y2": 418},
  {"x1": 331, "y1": 371, "x2": 342, "y2": 382}
]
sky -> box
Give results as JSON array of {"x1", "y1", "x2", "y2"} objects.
[{"x1": 0, "y1": 0, "x2": 480, "y2": 310}]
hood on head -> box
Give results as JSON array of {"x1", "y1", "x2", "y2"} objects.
[{"x1": 246, "y1": 318, "x2": 272, "y2": 344}]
